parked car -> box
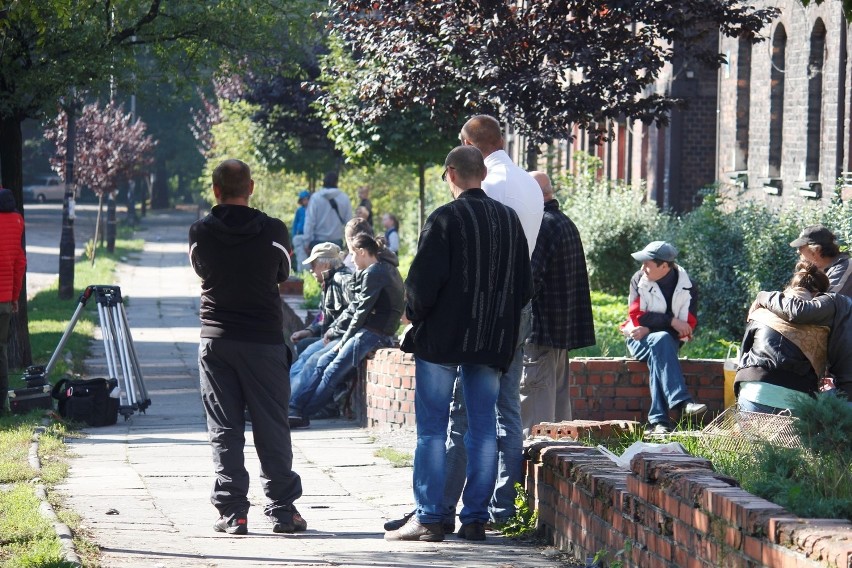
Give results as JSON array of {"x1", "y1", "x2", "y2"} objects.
[{"x1": 23, "y1": 175, "x2": 65, "y2": 202}]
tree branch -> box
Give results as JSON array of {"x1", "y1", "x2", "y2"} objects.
[{"x1": 110, "y1": 0, "x2": 162, "y2": 45}]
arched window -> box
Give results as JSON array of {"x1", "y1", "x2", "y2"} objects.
[
  {"x1": 735, "y1": 38, "x2": 752, "y2": 171},
  {"x1": 768, "y1": 25, "x2": 786, "y2": 178},
  {"x1": 806, "y1": 20, "x2": 826, "y2": 179}
]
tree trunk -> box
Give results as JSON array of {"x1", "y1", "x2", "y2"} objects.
[
  {"x1": 107, "y1": 190, "x2": 117, "y2": 253},
  {"x1": 0, "y1": 113, "x2": 33, "y2": 370},
  {"x1": 526, "y1": 139, "x2": 539, "y2": 171},
  {"x1": 59, "y1": 105, "x2": 77, "y2": 300},
  {"x1": 418, "y1": 162, "x2": 426, "y2": 233},
  {"x1": 151, "y1": 155, "x2": 169, "y2": 209}
]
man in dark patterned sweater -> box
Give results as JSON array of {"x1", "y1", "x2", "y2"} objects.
[
  {"x1": 385, "y1": 146, "x2": 531, "y2": 543},
  {"x1": 520, "y1": 172, "x2": 595, "y2": 436}
]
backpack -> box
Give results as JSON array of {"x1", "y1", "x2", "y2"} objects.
[{"x1": 51, "y1": 377, "x2": 120, "y2": 427}]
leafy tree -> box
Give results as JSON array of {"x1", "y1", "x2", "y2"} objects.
[
  {"x1": 201, "y1": 98, "x2": 310, "y2": 222},
  {"x1": 326, "y1": 0, "x2": 779, "y2": 144},
  {"x1": 243, "y1": 44, "x2": 342, "y2": 188},
  {"x1": 45, "y1": 100, "x2": 156, "y2": 254},
  {"x1": 0, "y1": 0, "x2": 319, "y2": 368},
  {"x1": 799, "y1": 0, "x2": 852, "y2": 21},
  {"x1": 316, "y1": 35, "x2": 455, "y2": 229},
  {"x1": 46, "y1": 102, "x2": 155, "y2": 200}
]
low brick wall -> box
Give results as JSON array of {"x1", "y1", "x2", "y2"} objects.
[
  {"x1": 362, "y1": 352, "x2": 852, "y2": 566},
  {"x1": 525, "y1": 440, "x2": 852, "y2": 568},
  {"x1": 364, "y1": 352, "x2": 726, "y2": 429},
  {"x1": 364, "y1": 349, "x2": 416, "y2": 429},
  {"x1": 568, "y1": 358, "x2": 726, "y2": 423}
]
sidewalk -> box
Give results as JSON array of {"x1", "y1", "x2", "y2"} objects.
[{"x1": 54, "y1": 209, "x2": 574, "y2": 567}]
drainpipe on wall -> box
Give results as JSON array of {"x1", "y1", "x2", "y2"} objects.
[
  {"x1": 714, "y1": 56, "x2": 723, "y2": 188},
  {"x1": 836, "y1": 16, "x2": 848, "y2": 179}
]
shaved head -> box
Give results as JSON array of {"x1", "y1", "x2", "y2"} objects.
[
  {"x1": 460, "y1": 115, "x2": 504, "y2": 156},
  {"x1": 530, "y1": 171, "x2": 553, "y2": 200}
]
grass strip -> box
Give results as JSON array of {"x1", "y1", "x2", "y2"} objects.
[{"x1": 1, "y1": 237, "x2": 143, "y2": 567}]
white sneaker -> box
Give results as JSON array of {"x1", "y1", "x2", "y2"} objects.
[{"x1": 682, "y1": 402, "x2": 707, "y2": 416}]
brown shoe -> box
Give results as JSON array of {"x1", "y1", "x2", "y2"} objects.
[
  {"x1": 384, "y1": 516, "x2": 444, "y2": 542},
  {"x1": 457, "y1": 521, "x2": 486, "y2": 541}
]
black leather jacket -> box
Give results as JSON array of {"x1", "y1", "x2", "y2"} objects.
[
  {"x1": 308, "y1": 265, "x2": 353, "y2": 338},
  {"x1": 755, "y1": 291, "x2": 852, "y2": 398},
  {"x1": 328, "y1": 259, "x2": 404, "y2": 344},
  {"x1": 735, "y1": 320, "x2": 818, "y2": 395}
]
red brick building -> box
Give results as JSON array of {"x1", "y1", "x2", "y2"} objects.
[{"x1": 509, "y1": 1, "x2": 852, "y2": 212}]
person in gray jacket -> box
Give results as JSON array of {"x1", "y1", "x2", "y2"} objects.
[
  {"x1": 302, "y1": 171, "x2": 353, "y2": 251},
  {"x1": 289, "y1": 232, "x2": 404, "y2": 427},
  {"x1": 752, "y1": 289, "x2": 852, "y2": 401}
]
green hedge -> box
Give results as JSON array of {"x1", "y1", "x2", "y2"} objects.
[{"x1": 560, "y1": 163, "x2": 852, "y2": 346}]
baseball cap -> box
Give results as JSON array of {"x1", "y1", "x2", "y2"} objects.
[
  {"x1": 631, "y1": 241, "x2": 678, "y2": 262},
  {"x1": 789, "y1": 225, "x2": 836, "y2": 248},
  {"x1": 298, "y1": 190, "x2": 310, "y2": 200},
  {"x1": 303, "y1": 242, "x2": 342, "y2": 265}
]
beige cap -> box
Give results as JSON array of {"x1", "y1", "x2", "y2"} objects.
[{"x1": 303, "y1": 242, "x2": 342, "y2": 265}]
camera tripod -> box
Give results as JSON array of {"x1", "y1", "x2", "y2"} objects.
[{"x1": 39, "y1": 285, "x2": 151, "y2": 420}]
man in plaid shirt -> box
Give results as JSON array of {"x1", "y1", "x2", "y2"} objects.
[{"x1": 520, "y1": 172, "x2": 596, "y2": 436}]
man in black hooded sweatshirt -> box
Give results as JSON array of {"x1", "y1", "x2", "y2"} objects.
[{"x1": 189, "y1": 159, "x2": 305, "y2": 535}]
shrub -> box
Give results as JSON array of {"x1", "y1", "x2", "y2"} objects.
[
  {"x1": 561, "y1": 169, "x2": 852, "y2": 344},
  {"x1": 561, "y1": 182, "x2": 670, "y2": 295},
  {"x1": 302, "y1": 274, "x2": 321, "y2": 309}
]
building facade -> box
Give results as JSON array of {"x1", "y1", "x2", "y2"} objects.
[{"x1": 510, "y1": 1, "x2": 852, "y2": 212}]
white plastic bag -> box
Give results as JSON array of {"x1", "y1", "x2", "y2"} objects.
[{"x1": 597, "y1": 440, "x2": 688, "y2": 468}]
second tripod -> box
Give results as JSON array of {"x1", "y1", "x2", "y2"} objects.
[{"x1": 46, "y1": 285, "x2": 151, "y2": 420}]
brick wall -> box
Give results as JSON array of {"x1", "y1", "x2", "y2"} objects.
[
  {"x1": 365, "y1": 353, "x2": 726, "y2": 427},
  {"x1": 526, "y1": 440, "x2": 852, "y2": 568},
  {"x1": 568, "y1": 358, "x2": 726, "y2": 424},
  {"x1": 363, "y1": 351, "x2": 851, "y2": 566},
  {"x1": 364, "y1": 353, "x2": 726, "y2": 429},
  {"x1": 364, "y1": 349, "x2": 416, "y2": 430},
  {"x1": 718, "y1": 1, "x2": 852, "y2": 204}
]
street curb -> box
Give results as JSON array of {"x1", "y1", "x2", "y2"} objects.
[{"x1": 31, "y1": 418, "x2": 83, "y2": 567}]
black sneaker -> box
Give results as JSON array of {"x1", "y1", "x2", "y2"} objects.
[
  {"x1": 214, "y1": 514, "x2": 247, "y2": 535},
  {"x1": 457, "y1": 521, "x2": 486, "y2": 541},
  {"x1": 288, "y1": 415, "x2": 310, "y2": 429},
  {"x1": 384, "y1": 516, "x2": 444, "y2": 542},
  {"x1": 384, "y1": 510, "x2": 455, "y2": 533},
  {"x1": 272, "y1": 510, "x2": 308, "y2": 533}
]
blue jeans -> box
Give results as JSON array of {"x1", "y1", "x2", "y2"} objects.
[
  {"x1": 443, "y1": 302, "x2": 531, "y2": 523},
  {"x1": 737, "y1": 397, "x2": 788, "y2": 415},
  {"x1": 413, "y1": 358, "x2": 500, "y2": 526},
  {"x1": 290, "y1": 329, "x2": 390, "y2": 418},
  {"x1": 289, "y1": 338, "x2": 338, "y2": 401},
  {"x1": 626, "y1": 331, "x2": 691, "y2": 426}
]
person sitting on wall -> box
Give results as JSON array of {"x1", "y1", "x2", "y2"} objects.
[
  {"x1": 289, "y1": 232, "x2": 404, "y2": 428},
  {"x1": 736, "y1": 261, "x2": 830, "y2": 415},
  {"x1": 620, "y1": 241, "x2": 707, "y2": 435}
]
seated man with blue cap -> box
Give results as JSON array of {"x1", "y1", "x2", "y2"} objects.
[{"x1": 619, "y1": 241, "x2": 706, "y2": 434}]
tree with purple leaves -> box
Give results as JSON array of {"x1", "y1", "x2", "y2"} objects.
[
  {"x1": 326, "y1": 1, "x2": 780, "y2": 145},
  {"x1": 45, "y1": 100, "x2": 156, "y2": 256}
]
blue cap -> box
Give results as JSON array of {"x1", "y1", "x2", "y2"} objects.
[{"x1": 298, "y1": 190, "x2": 310, "y2": 200}]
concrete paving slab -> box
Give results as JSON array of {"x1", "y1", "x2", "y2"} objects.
[{"x1": 53, "y1": 209, "x2": 579, "y2": 567}]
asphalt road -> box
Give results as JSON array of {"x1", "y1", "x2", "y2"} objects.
[{"x1": 22, "y1": 202, "x2": 117, "y2": 299}]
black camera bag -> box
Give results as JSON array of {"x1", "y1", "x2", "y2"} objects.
[{"x1": 51, "y1": 378, "x2": 119, "y2": 427}]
